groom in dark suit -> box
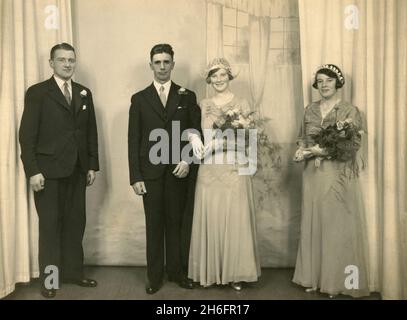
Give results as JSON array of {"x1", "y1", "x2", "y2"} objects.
[
  {"x1": 128, "y1": 44, "x2": 201, "y2": 294},
  {"x1": 19, "y1": 43, "x2": 99, "y2": 298}
]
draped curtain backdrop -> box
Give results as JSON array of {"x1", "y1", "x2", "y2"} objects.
[
  {"x1": 298, "y1": 0, "x2": 407, "y2": 300},
  {"x1": 0, "y1": 0, "x2": 73, "y2": 299},
  {"x1": 207, "y1": 0, "x2": 296, "y2": 110}
]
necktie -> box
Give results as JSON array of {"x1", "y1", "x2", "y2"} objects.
[
  {"x1": 63, "y1": 82, "x2": 71, "y2": 106},
  {"x1": 159, "y1": 85, "x2": 166, "y2": 107}
]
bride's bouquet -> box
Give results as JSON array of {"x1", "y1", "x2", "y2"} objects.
[
  {"x1": 211, "y1": 106, "x2": 280, "y2": 171},
  {"x1": 212, "y1": 107, "x2": 255, "y2": 150}
]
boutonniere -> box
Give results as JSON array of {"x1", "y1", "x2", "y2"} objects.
[
  {"x1": 177, "y1": 87, "x2": 188, "y2": 95},
  {"x1": 80, "y1": 90, "x2": 88, "y2": 110}
]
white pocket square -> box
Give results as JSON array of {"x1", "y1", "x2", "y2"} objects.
[{"x1": 82, "y1": 105, "x2": 87, "y2": 110}]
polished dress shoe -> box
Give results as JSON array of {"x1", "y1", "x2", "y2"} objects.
[
  {"x1": 41, "y1": 288, "x2": 56, "y2": 298},
  {"x1": 63, "y1": 278, "x2": 97, "y2": 287},
  {"x1": 168, "y1": 276, "x2": 194, "y2": 289},
  {"x1": 178, "y1": 278, "x2": 194, "y2": 289},
  {"x1": 145, "y1": 286, "x2": 159, "y2": 295},
  {"x1": 145, "y1": 283, "x2": 162, "y2": 295}
]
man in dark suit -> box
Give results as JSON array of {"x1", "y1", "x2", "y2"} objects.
[
  {"x1": 128, "y1": 44, "x2": 202, "y2": 294},
  {"x1": 19, "y1": 43, "x2": 99, "y2": 298}
]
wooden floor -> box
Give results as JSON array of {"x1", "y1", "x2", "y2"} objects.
[{"x1": 4, "y1": 267, "x2": 381, "y2": 300}]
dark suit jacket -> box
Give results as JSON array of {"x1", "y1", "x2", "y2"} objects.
[
  {"x1": 128, "y1": 82, "x2": 201, "y2": 185},
  {"x1": 19, "y1": 77, "x2": 99, "y2": 179}
]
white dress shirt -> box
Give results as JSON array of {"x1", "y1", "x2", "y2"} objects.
[
  {"x1": 54, "y1": 75, "x2": 72, "y2": 100},
  {"x1": 153, "y1": 80, "x2": 171, "y2": 101}
]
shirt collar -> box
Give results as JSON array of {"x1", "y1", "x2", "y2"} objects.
[
  {"x1": 153, "y1": 80, "x2": 172, "y2": 94},
  {"x1": 54, "y1": 75, "x2": 72, "y2": 90}
]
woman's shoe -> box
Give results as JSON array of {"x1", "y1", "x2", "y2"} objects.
[
  {"x1": 305, "y1": 287, "x2": 317, "y2": 293},
  {"x1": 230, "y1": 282, "x2": 243, "y2": 291},
  {"x1": 328, "y1": 294, "x2": 337, "y2": 299}
]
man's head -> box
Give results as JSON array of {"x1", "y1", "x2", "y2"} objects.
[
  {"x1": 149, "y1": 44, "x2": 175, "y2": 84},
  {"x1": 49, "y1": 43, "x2": 76, "y2": 81}
]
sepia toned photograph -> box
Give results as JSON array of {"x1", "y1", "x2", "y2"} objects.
[{"x1": 0, "y1": 0, "x2": 406, "y2": 306}]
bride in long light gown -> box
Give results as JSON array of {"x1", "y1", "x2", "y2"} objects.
[{"x1": 187, "y1": 58, "x2": 261, "y2": 290}]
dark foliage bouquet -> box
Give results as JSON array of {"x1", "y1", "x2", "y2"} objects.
[
  {"x1": 309, "y1": 118, "x2": 361, "y2": 161},
  {"x1": 309, "y1": 118, "x2": 363, "y2": 177}
]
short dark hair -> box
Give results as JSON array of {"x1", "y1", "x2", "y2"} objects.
[
  {"x1": 312, "y1": 66, "x2": 345, "y2": 89},
  {"x1": 50, "y1": 43, "x2": 76, "y2": 60},
  {"x1": 150, "y1": 44, "x2": 174, "y2": 61},
  {"x1": 206, "y1": 68, "x2": 234, "y2": 84}
]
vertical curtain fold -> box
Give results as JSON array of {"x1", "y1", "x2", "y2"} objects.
[
  {"x1": 248, "y1": 15, "x2": 270, "y2": 112},
  {"x1": 0, "y1": 0, "x2": 73, "y2": 299},
  {"x1": 206, "y1": 1, "x2": 224, "y2": 63}
]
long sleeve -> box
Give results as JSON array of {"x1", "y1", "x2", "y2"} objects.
[
  {"x1": 19, "y1": 86, "x2": 42, "y2": 178},
  {"x1": 185, "y1": 91, "x2": 203, "y2": 162},
  {"x1": 296, "y1": 107, "x2": 307, "y2": 148},
  {"x1": 347, "y1": 105, "x2": 364, "y2": 150},
  {"x1": 86, "y1": 90, "x2": 99, "y2": 171},
  {"x1": 188, "y1": 91, "x2": 202, "y2": 138},
  {"x1": 128, "y1": 94, "x2": 143, "y2": 185}
]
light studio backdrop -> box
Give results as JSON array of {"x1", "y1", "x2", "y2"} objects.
[{"x1": 0, "y1": 0, "x2": 405, "y2": 299}]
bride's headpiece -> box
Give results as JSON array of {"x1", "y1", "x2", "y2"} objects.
[{"x1": 203, "y1": 57, "x2": 239, "y2": 80}]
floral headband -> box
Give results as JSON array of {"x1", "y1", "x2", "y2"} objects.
[{"x1": 315, "y1": 64, "x2": 345, "y2": 84}]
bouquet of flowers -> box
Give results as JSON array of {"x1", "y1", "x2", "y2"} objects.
[
  {"x1": 309, "y1": 118, "x2": 361, "y2": 161},
  {"x1": 306, "y1": 118, "x2": 362, "y2": 176},
  {"x1": 211, "y1": 106, "x2": 280, "y2": 170},
  {"x1": 212, "y1": 107, "x2": 255, "y2": 150}
]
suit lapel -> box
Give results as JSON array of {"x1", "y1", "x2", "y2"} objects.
[
  {"x1": 166, "y1": 82, "x2": 181, "y2": 121},
  {"x1": 47, "y1": 77, "x2": 72, "y2": 114},
  {"x1": 72, "y1": 82, "x2": 82, "y2": 115},
  {"x1": 143, "y1": 83, "x2": 166, "y2": 121}
]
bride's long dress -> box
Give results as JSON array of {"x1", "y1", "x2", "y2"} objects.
[{"x1": 188, "y1": 96, "x2": 261, "y2": 286}]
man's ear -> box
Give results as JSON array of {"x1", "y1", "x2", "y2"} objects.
[
  {"x1": 49, "y1": 59, "x2": 54, "y2": 69},
  {"x1": 149, "y1": 62, "x2": 153, "y2": 70}
]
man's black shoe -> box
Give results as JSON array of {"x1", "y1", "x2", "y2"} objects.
[
  {"x1": 145, "y1": 284, "x2": 161, "y2": 294},
  {"x1": 168, "y1": 275, "x2": 194, "y2": 289},
  {"x1": 40, "y1": 288, "x2": 56, "y2": 298},
  {"x1": 178, "y1": 278, "x2": 194, "y2": 289},
  {"x1": 63, "y1": 278, "x2": 97, "y2": 287}
]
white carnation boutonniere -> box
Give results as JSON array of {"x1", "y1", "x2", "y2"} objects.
[
  {"x1": 177, "y1": 87, "x2": 188, "y2": 95},
  {"x1": 80, "y1": 89, "x2": 88, "y2": 110}
]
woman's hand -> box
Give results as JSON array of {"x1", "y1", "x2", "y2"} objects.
[
  {"x1": 303, "y1": 144, "x2": 328, "y2": 157},
  {"x1": 293, "y1": 147, "x2": 305, "y2": 162},
  {"x1": 189, "y1": 134, "x2": 205, "y2": 159}
]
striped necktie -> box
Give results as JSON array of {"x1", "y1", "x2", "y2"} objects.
[
  {"x1": 63, "y1": 82, "x2": 71, "y2": 106},
  {"x1": 159, "y1": 85, "x2": 166, "y2": 107}
]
